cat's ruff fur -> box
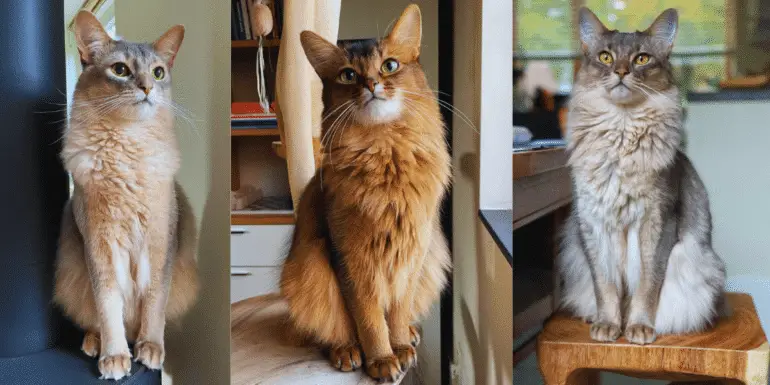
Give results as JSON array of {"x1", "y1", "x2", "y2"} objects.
[
  {"x1": 280, "y1": 4, "x2": 451, "y2": 382},
  {"x1": 558, "y1": 7, "x2": 725, "y2": 343},
  {"x1": 53, "y1": 11, "x2": 198, "y2": 380}
]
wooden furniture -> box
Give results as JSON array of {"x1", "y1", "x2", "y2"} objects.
[
  {"x1": 537, "y1": 293, "x2": 770, "y2": 385},
  {"x1": 513, "y1": 147, "x2": 571, "y2": 365},
  {"x1": 231, "y1": 294, "x2": 412, "y2": 385}
]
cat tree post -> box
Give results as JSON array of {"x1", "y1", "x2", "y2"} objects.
[{"x1": 276, "y1": 0, "x2": 341, "y2": 210}]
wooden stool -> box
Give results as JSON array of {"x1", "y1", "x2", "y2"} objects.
[{"x1": 537, "y1": 293, "x2": 770, "y2": 385}]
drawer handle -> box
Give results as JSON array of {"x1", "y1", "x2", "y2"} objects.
[
  {"x1": 231, "y1": 227, "x2": 249, "y2": 235},
  {"x1": 231, "y1": 269, "x2": 253, "y2": 276}
]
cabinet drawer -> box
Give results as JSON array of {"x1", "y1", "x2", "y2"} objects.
[
  {"x1": 230, "y1": 225, "x2": 293, "y2": 267},
  {"x1": 230, "y1": 267, "x2": 280, "y2": 303}
]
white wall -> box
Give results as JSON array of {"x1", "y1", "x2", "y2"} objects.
[
  {"x1": 685, "y1": 100, "x2": 770, "y2": 278},
  {"x1": 115, "y1": 1, "x2": 231, "y2": 384},
  {"x1": 452, "y1": 0, "x2": 513, "y2": 384}
]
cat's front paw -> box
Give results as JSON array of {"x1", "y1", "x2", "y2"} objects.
[
  {"x1": 590, "y1": 322, "x2": 621, "y2": 342},
  {"x1": 98, "y1": 352, "x2": 132, "y2": 380},
  {"x1": 329, "y1": 345, "x2": 362, "y2": 372},
  {"x1": 365, "y1": 355, "x2": 403, "y2": 383},
  {"x1": 625, "y1": 324, "x2": 656, "y2": 345},
  {"x1": 134, "y1": 341, "x2": 165, "y2": 370},
  {"x1": 393, "y1": 345, "x2": 417, "y2": 371}
]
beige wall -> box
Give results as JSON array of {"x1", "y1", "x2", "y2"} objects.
[
  {"x1": 452, "y1": 0, "x2": 513, "y2": 384},
  {"x1": 116, "y1": 1, "x2": 231, "y2": 384},
  {"x1": 338, "y1": 0, "x2": 439, "y2": 90},
  {"x1": 684, "y1": 100, "x2": 770, "y2": 279}
]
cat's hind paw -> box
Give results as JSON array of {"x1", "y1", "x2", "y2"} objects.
[
  {"x1": 409, "y1": 325, "x2": 422, "y2": 347},
  {"x1": 329, "y1": 345, "x2": 362, "y2": 372},
  {"x1": 393, "y1": 345, "x2": 417, "y2": 372},
  {"x1": 134, "y1": 341, "x2": 165, "y2": 370},
  {"x1": 81, "y1": 331, "x2": 100, "y2": 357}
]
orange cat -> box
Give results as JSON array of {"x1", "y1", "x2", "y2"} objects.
[
  {"x1": 280, "y1": 5, "x2": 451, "y2": 382},
  {"x1": 53, "y1": 11, "x2": 199, "y2": 380}
]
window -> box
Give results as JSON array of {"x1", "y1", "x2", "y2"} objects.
[
  {"x1": 515, "y1": 0, "x2": 730, "y2": 94},
  {"x1": 64, "y1": 0, "x2": 116, "y2": 195}
]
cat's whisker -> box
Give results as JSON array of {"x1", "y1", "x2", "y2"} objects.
[
  {"x1": 399, "y1": 90, "x2": 478, "y2": 134},
  {"x1": 321, "y1": 100, "x2": 354, "y2": 125}
]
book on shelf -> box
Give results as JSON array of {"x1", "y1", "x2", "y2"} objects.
[
  {"x1": 231, "y1": 101, "x2": 276, "y2": 114},
  {"x1": 233, "y1": 0, "x2": 246, "y2": 40},
  {"x1": 240, "y1": 0, "x2": 252, "y2": 39},
  {"x1": 231, "y1": 102, "x2": 277, "y2": 128}
]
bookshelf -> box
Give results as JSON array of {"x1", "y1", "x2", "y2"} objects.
[
  {"x1": 231, "y1": 39, "x2": 281, "y2": 48},
  {"x1": 231, "y1": 0, "x2": 292, "y2": 225}
]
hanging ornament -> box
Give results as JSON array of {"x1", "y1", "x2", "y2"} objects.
[{"x1": 250, "y1": 0, "x2": 274, "y2": 113}]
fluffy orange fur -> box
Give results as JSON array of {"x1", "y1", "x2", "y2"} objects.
[
  {"x1": 280, "y1": 5, "x2": 451, "y2": 382},
  {"x1": 53, "y1": 11, "x2": 198, "y2": 380}
]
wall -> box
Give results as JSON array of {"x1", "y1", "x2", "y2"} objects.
[
  {"x1": 452, "y1": 0, "x2": 513, "y2": 384},
  {"x1": 338, "y1": 1, "x2": 442, "y2": 384},
  {"x1": 115, "y1": 1, "x2": 231, "y2": 384},
  {"x1": 338, "y1": 0, "x2": 438, "y2": 90},
  {"x1": 684, "y1": 100, "x2": 770, "y2": 278}
]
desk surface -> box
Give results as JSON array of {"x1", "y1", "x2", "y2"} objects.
[{"x1": 513, "y1": 148, "x2": 572, "y2": 231}]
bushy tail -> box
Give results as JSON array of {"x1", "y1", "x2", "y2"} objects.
[{"x1": 166, "y1": 183, "x2": 200, "y2": 321}]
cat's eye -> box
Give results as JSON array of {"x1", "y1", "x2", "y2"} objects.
[
  {"x1": 381, "y1": 59, "x2": 400, "y2": 74},
  {"x1": 634, "y1": 53, "x2": 651, "y2": 65},
  {"x1": 598, "y1": 51, "x2": 614, "y2": 65},
  {"x1": 338, "y1": 68, "x2": 357, "y2": 84},
  {"x1": 111, "y1": 63, "x2": 131, "y2": 77},
  {"x1": 153, "y1": 67, "x2": 165, "y2": 80}
]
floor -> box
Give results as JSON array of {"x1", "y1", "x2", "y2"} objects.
[{"x1": 513, "y1": 354, "x2": 665, "y2": 385}]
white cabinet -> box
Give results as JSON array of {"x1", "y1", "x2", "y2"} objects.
[{"x1": 230, "y1": 225, "x2": 293, "y2": 303}]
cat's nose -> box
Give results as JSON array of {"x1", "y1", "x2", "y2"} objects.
[
  {"x1": 138, "y1": 84, "x2": 153, "y2": 96},
  {"x1": 365, "y1": 78, "x2": 378, "y2": 93},
  {"x1": 614, "y1": 67, "x2": 629, "y2": 78}
]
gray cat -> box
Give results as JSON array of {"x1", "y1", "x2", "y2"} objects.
[{"x1": 558, "y1": 7, "x2": 726, "y2": 345}]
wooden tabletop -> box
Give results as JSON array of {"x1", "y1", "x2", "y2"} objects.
[
  {"x1": 513, "y1": 147, "x2": 569, "y2": 180},
  {"x1": 512, "y1": 147, "x2": 572, "y2": 230}
]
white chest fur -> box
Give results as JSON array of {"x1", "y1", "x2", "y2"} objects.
[{"x1": 568, "y1": 93, "x2": 681, "y2": 289}]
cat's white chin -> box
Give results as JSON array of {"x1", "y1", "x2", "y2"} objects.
[{"x1": 355, "y1": 98, "x2": 401, "y2": 124}]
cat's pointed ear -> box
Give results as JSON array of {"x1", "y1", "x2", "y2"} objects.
[
  {"x1": 387, "y1": 4, "x2": 422, "y2": 59},
  {"x1": 646, "y1": 8, "x2": 678, "y2": 53},
  {"x1": 300, "y1": 30, "x2": 345, "y2": 77},
  {"x1": 154, "y1": 25, "x2": 185, "y2": 68},
  {"x1": 578, "y1": 7, "x2": 608, "y2": 52},
  {"x1": 73, "y1": 10, "x2": 112, "y2": 66}
]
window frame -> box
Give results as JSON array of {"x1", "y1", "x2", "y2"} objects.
[{"x1": 513, "y1": 0, "x2": 737, "y2": 91}]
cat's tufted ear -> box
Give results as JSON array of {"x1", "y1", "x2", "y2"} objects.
[
  {"x1": 386, "y1": 4, "x2": 422, "y2": 60},
  {"x1": 73, "y1": 11, "x2": 112, "y2": 66},
  {"x1": 646, "y1": 8, "x2": 678, "y2": 54},
  {"x1": 300, "y1": 30, "x2": 346, "y2": 78},
  {"x1": 154, "y1": 25, "x2": 185, "y2": 68},
  {"x1": 578, "y1": 7, "x2": 608, "y2": 52}
]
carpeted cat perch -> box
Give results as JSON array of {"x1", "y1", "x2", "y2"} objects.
[{"x1": 0, "y1": 1, "x2": 159, "y2": 383}]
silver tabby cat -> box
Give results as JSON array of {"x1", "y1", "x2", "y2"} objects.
[{"x1": 559, "y1": 7, "x2": 726, "y2": 345}]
